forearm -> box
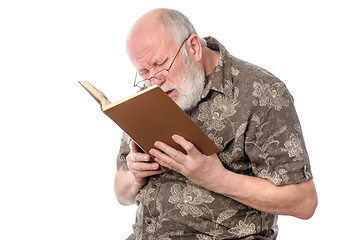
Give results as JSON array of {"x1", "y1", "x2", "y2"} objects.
[
  {"x1": 114, "y1": 170, "x2": 143, "y2": 205},
  {"x1": 149, "y1": 136, "x2": 317, "y2": 219},
  {"x1": 211, "y1": 170, "x2": 317, "y2": 219}
]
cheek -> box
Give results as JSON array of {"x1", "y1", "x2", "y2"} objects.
[
  {"x1": 166, "y1": 73, "x2": 180, "y2": 87},
  {"x1": 172, "y1": 57, "x2": 186, "y2": 76},
  {"x1": 169, "y1": 66, "x2": 186, "y2": 86}
]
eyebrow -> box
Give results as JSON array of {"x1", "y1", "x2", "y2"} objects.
[
  {"x1": 136, "y1": 56, "x2": 169, "y2": 72},
  {"x1": 153, "y1": 56, "x2": 168, "y2": 65}
]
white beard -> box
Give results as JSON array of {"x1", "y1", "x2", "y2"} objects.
[{"x1": 161, "y1": 52, "x2": 205, "y2": 111}]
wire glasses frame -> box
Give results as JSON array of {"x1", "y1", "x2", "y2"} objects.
[{"x1": 133, "y1": 37, "x2": 189, "y2": 88}]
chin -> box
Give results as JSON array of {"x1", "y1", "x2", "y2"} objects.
[{"x1": 176, "y1": 96, "x2": 199, "y2": 111}]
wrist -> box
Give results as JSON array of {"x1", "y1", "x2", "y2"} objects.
[
  {"x1": 211, "y1": 169, "x2": 241, "y2": 198},
  {"x1": 130, "y1": 172, "x2": 147, "y2": 192},
  {"x1": 206, "y1": 167, "x2": 231, "y2": 193}
]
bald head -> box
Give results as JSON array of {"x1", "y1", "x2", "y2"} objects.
[
  {"x1": 127, "y1": 8, "x2": 165, "y2": 42},
  {"x1": 126, "y1": 9, "x2": 176, "y2": 69},
  {"x1": 127, "y1": 9, "x2": 205, "y2": 60}
]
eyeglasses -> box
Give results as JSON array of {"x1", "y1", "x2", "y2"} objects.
[{"x1": 133, "y1": 37, "x2": 189, "y2": 88}]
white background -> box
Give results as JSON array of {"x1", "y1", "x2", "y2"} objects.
[{"x1": 1, "y1": 0, "x2": 360, "y2": 239}]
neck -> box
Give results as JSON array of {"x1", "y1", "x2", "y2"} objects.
[{"x1": 202, "y1": 47, "x2": 220, "y2": 77}]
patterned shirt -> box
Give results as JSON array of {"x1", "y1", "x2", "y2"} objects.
[{"x1": 116, "y1": 37, "x2": 313, "y2": 240}]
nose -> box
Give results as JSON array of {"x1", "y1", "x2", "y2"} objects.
[
  {"x1": 150, "y1": 78, "x2": 165, "y2": 87},
  {"x1": 149, "y1": 75, "x2": 166, "y2": 87}
]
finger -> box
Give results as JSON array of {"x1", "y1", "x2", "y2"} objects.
[
  {"x1": 127, "y1": 153, "x2": 152, "y2": 168},
  {"x1": 129, "y1": 141, "x2": 139, "y2": 153},
  {"x1": 131, "y1": 161, "x2": 161, "y2": 171},
  {"x1": 172, "y1": 134, "x2": 201, "y2": 158},
  {"x1": 132, "y1": 168, "x2": 164, "y2": 180},
  {"x1": 149, "y1": 148, "x2": 183, "y2": 171},
  {"x1": 130, "y1": 141, "x2": 146, "y2": 154},
  {"x1": 153, "y1": 141, "x2": 184, "y2": 161},
  {"x1": 128, "y1": 142, "x2": 152, "y2": 162},
  {"x1": 127, "y1": 153, "x2": 160, "y2": 171}
]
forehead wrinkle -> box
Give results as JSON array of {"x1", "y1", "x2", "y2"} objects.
[{"x1": 133, "y1": 42, "x2": 172, "y2": 72}]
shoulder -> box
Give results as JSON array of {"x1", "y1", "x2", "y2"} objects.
[{"x1": 229, "y1": 56, "x2": 294, "y2": 108}]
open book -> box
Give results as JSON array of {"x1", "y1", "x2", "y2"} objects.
[{"x1": 79, "y1": 81, "x2": 219, "y2": 170}]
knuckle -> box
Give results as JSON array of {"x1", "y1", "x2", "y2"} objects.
[
  {"x1": 172, "y1": 150, "x2": 180, "y2": 159},
  {"x1": 126, "y1": 152, "x2": 136, "y2": 161},
  {"x1": 183, "y1": 142, "x2": 194, "y2": 152},
  {"x1": 184, "y1": 145, "x2": 192, "y2": 152},
  {"x1": 126, "y1": 158, "x2": 133, "y2": 168},
  {"x1": 132, "y1": 171, "x2": 143, "y2": 179},
  {"x1": 166, "y1": 162, "x2": 172, "y2": 169},
  {"x1": 134, "y1": 162, "x2": 142, "y2": 171},
  {"x1": 195, "y1": 157, "x2": 206, "y2": 167},
  {"x1": 187, "y1": 164, "x2": 197, "y2": 174}
]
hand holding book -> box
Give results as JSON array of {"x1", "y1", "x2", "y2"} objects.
[{"x1": 79, "y1": 81, "x2": 219, "y2": 171}]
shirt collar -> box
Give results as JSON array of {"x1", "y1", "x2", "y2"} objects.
[{"x1": 201, "y1": 36, "x2": 233, "y2": 99}]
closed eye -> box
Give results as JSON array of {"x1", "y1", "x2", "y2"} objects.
[
  {"x1": 138, "y1": 57, "x2": 169, "y2": 77},
  {"x1": 138, "y1": 69, "x2": 149, "y2": 77},
  {"x1": 156, "y1": 58, "x2": 168, "y2": 67}
]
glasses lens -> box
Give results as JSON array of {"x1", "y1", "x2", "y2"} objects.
[
  {"x1": 134, "y1": 65, "x2": 171, "y2": 88},
  {"x1": 154, "y1": 69, "x2": 170, "y2": 80},
  {"x1": 137, "y1": 80, "x2": 150, "y2": 88}
]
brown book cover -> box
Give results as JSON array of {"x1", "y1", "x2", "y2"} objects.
[{"x1": 79, "y1": 81, "x2": 219, "y2": 164}]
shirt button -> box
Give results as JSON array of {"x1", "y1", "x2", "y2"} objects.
[{"x1": 146, "y1": 219, "x2": 152, "y2": 224}]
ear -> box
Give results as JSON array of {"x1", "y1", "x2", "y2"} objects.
[{"x1": 186, "y1": 34, "x2": 203, "y2": 62}]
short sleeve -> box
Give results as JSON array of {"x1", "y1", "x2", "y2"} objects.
[
  {"x1": 116, "y1": 132, "x2": 132, "y2": 171},
  {"x1": 245, "y1": 79, "x2": 313, "y2": 185}
]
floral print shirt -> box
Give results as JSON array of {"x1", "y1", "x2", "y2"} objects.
[{"x1": 116, "y1": 37, "x2": 313, "y2": 240}]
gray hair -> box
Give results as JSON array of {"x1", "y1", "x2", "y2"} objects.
[{"x1": 157, "y1": 8, "x2": 206, "y2": 48}]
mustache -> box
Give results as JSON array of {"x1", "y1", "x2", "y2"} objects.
[{"x1": 160, "y1": 83, "x2": 177, "y2": 93}]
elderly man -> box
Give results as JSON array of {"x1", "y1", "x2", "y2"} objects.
[{"x1": 114, "y1": 8, "x2": 317, "y2": 240}]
